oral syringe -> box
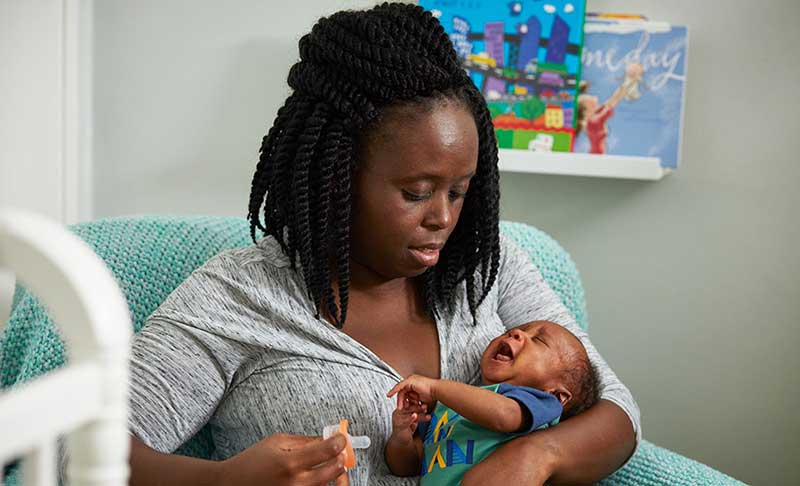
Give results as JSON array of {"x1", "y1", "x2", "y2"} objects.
[{"x1": 322, "y1": 419, "x2": 371, "y2": 469}]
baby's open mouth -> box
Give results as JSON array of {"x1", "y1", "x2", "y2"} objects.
[{"x1": 493, "y1": 341, "x2": 514, "y2": 362}]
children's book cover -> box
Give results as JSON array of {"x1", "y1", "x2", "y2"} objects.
[
  {"x1": 420, "y1": 0, "x2": 587, "y2": 152},
  {"x1": 574, "y1": 18, "x2": 688, "y2": 169}
]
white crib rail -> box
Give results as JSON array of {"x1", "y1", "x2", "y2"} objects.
[{"x1": 0, "y1": 209, "x2": 131, "y2": 486}]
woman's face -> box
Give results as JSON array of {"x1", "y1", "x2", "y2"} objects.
[{"x1": 350, "y1": 101, "x2": 479, "y2": 281}]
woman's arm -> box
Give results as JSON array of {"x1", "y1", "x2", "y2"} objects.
[
  {"x1": 462, "y1": 400, "x2": 635, "y2": 486},
  {"x1": 129, "y1": 433, "x2": 350, "y2": 486},
  {"x1": 543, "y1": 399, "x2": 636, "y2": 484},
  {"x1": 129, "y1": 435, "x2": 222, "y2": 486}
]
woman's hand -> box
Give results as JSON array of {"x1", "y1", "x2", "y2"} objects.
[
  {"x1": 219, "y1": 433, "x2": 350, "y2": 486},
  {"x1": 461, "y1": 432, "x2": 557, "y2": 486}
]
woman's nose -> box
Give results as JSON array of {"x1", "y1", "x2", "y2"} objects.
[{"x1": 423, "y1": 192, "x2": 453, "y2": 230}]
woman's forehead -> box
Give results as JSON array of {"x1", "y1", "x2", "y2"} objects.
[{"x1": 361, "y1": 103, "x2": 478, "y2": 177}]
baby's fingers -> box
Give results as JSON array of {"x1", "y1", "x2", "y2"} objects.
[
  {"x1": 403, "y1": 398, "x2": 427, "y2": 414},
  {"x1": 396, "y1": 389, "x2": 408, "y2": 411},
  {"x1": 392, "y1": 410, "x2": 419, "y2": 428},
  {"x1": 387, "y1": 380, "x2": 410, "y2": 399}
]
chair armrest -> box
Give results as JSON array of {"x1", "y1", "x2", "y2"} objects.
[{"x1": 600, "y1": 440, "x2": 745, "y2": 486}]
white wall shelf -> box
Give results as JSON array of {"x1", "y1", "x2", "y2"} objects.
[{"x1": 498, "y1": 149, "x2": 669, "y2": 181}]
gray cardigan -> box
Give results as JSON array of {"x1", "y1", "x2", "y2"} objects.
[{"x1": 129, "y1": 234, "x2": 640, "y2": 485}]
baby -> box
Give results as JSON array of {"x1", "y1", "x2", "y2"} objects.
[{"x1": 384, "y1": 320, "x2": 600, "y2": 485}]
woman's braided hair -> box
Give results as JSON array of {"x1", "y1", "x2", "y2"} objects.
[{"x1": 247, "y1": 2, "x2": 500, "y2": 328}]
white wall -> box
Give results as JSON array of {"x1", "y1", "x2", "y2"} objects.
[
  {"x1": 91, "y1": 1, "x2": 799, "y2": 484},
  {"x1": 0, "y1": 0, "x2": 93, "y2": 324},
  {"x1": 1, "y1": 1, "x2": 63, "y2": 324},
  {"x1": 93, "y1": 0, "x2": 381, "y2": 218},
  {"x1": 0, "y1": 0, "x2": 93, "y2": 325},
  {"x1": 1, "y1": 0, "x2": 66, "y2": 223}
]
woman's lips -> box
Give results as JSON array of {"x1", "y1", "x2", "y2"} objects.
[{"x1": 408, "y1": 247, "x2": 440, "y2": 267}]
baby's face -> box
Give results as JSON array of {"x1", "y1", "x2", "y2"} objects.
[{"x1": 480, "y1": 321, "x2": 583, "y2": 391}]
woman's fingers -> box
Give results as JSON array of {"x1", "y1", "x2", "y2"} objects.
[
  {"x1": 294, "y1": 433, "x2": 347, "y2": 470},
  {"x1": 274, "y1": 433, "x2": 319, "y2": 452},
  {"x1": 299, "y1": 453, "x2": 347, "y2": 485},
  {"x1": 333, "y1": 469, "x2": 350, "y2": 486}
]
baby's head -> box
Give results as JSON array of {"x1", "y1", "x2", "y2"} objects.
[{"x1": 480, "y1": 321, "x2": 600, "y2": 419}]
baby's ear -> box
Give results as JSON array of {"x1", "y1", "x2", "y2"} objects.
[{"x1": 549, "y1": 385, "x2": 572, "y2": 407}]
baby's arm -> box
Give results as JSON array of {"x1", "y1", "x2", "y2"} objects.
[
  {"x1": 430, "y1": 379, "x2": 529, "y2": 433},
  {"x1": 385, "y1": 397, "x2": 427, "y2": 476},
  {"x1": 387, "y1": 375, "x2": 529, "y2": 434}
]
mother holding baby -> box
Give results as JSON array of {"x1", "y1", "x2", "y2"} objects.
[{"x1": 127, "y1": 4, "x2": 639, "y2": 485}]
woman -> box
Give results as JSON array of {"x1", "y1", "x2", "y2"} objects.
[{"x1": 128, "y1": 4, "x2": 639, "y2": 485}]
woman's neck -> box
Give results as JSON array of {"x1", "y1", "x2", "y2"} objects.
[{"x1": 347, "y1": 256, "x2": 417, "y2": 299}]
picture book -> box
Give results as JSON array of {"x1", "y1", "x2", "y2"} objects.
[
  {"x1": 420, "y1": 0, "x2": 588, "y2": 153},
  {"x1": 574, "y1": 17, "x2": 689, "y2": 169}
]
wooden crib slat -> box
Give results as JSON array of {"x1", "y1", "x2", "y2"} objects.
[
  {"x1": 0, "y1": 363, "x2": 102, "y2": 459},
  {"x1": 22, "y1": 442, "x2": 56, "y2": 486},
  {"x1": 0, "y1": 210, "x2": 132, "y2": 486}
]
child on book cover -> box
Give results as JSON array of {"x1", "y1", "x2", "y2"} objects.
[
  {"x1": 384, "y1": 321, "x2": 600, "y2": 486},
  {"x1": 576, "y1": 62, "x2": 643, "y2": 154}
]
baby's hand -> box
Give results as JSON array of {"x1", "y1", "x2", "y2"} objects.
[
  {"x1": 387, "y1": 374, "x2": 438, "y2": 406},
  {"x1": 390, "y1": 399, "x2": 430, "y2": 444}
]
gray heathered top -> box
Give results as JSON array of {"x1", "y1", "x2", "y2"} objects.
[{"x1": 129, "y1": 234, "x2": 641, "y2": 485}]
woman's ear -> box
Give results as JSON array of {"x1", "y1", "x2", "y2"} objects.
[{"x1": 548, "y1": 385, "x2": 572, "y2": 407}]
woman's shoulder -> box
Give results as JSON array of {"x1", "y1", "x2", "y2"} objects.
[
  {"x1": 191, "y1": 235, "x2": 298, "y2": 287},
  {"x1": 214, "y1": 234, "x2": 291, "y2": 270},
  {"x1": 152, "y1": 236, "x2": 304, "y2": 322},
  {"x1": 497, "y1": 232, "x2": 532, "y2": 272}
]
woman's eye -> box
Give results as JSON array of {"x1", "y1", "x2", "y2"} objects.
[
  {"x1": 402, "y1": 190, "x2": 431, "y2": 201},
  {"x1": 448, "y1": 190, "x2": 466, "y2": 201}
]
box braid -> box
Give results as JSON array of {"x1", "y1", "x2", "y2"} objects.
[{"x1": 247, "y1": 2, "x2": 500, "y2": 328}]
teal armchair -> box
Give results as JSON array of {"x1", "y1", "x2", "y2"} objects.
[{"x1": 0, "y1": 216, "x2": 744, "y2": 485}]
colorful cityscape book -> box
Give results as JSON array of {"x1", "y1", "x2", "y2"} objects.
[
  {"x1": 420, "y1": 0, "x2": 588, "y2": 153},
  {"x1": 574, "y1": 17, "x2": 689, "y2": 169}
]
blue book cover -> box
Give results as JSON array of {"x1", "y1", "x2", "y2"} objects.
[
  {"x1": 420, "y1": 0, "x2": 587, "y2": 153},
  {"x1": 574, "y1": 18, "x2": 688, "y2": 169}
]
